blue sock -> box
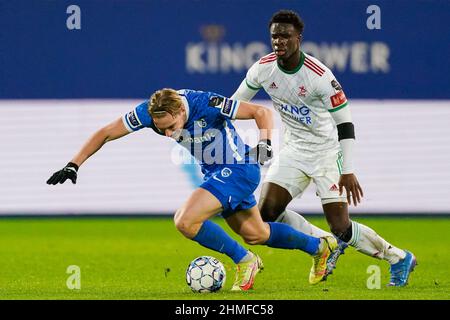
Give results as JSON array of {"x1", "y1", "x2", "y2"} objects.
[
  {"x1": 192, "y1": 220, "x2": 248, "y2": 264},
  {"x1": 265, "y1": 222, "x2": 321, "y2": 255}
]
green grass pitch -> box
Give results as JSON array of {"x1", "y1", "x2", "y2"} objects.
[{"x1": 0, "y1": 216, "x2": 448, "y2": 300}]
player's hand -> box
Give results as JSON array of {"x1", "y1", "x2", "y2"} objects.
[
  {"x1": 339, "y1": 173, "x2": 364, "y2": 206},
  {"x1": 46, "y1": 162, "x2": 79, "y2": 185},
  {"x1": 247, "y1": 139, "x2": 273, "y2": 165}
]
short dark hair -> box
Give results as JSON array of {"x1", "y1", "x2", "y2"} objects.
[{"x1": 269, "y1": 10, "x2": 304, "y2": 34}]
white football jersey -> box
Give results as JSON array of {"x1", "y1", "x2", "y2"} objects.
[{"x1": 245, "y1": 51, "x2": 348, "y2": 159}]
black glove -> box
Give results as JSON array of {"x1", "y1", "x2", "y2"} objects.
[
  {"x1": 46, "y1": 162, "x2": 79, "y2": 185},
  {"x1": 247, "y1": 139, "x2": 273, "y2": 165}
]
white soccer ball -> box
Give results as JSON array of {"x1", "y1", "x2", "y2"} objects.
[{"x1": 186, "y1": 256, "x2": 226, "y2": 293}]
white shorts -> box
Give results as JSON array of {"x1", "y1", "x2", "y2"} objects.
[{"x1": 263, "y1": 147, "x2": 347, "y2": 204}]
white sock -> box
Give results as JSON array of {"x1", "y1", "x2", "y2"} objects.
[
  {"x1": 276, "y1": 209, "x2": 333, "y2": 238},
  {"x1": 349, "y1": 221, "x2": 406, "y2": 264}
]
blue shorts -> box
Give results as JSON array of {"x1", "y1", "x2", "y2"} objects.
[{"x1": 200, "y1": 164, "x2": 260, "y2": 218}]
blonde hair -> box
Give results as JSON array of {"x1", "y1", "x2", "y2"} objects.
[{"x1": 148, "y1": 88, "x2": 183, "y2": 118}]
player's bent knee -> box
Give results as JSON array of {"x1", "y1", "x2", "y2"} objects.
[
  {"x1": 174, "y1": 209, "x2": 199, "y2": 239},
  {"x1": 174, "y1": 218, "x2": 189, "y2": 236},
  {"x1": 174, "y1": 219, "x2": 198, "y2": 239}
]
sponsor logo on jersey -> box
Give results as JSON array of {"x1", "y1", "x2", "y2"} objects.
[
  {"x1": 126, "y1": 111, "x2": 141, "y2": 129},
  {"x1": 279, "y1": 104, "x2": 312, "y2": 125},
  {"x1": 329, "y1": 184, "x2": 339, "y2": 192},
  {"x1": 177, "y1": 128, "x2": 219, "y2": 144},
  {"x1": 298, "y1": 85, "x2": 307, "y2": 97},
  {"x1": 331, "y1": 91, "x2": 347, "y2": 108},
  {"x1": 269, "y1": 82, "x2": 278, "y2": 89},
  {"x1": 221, "y1": 167, "x2": 232, "y2": 177},
  {"x1": 195, "y1": 118, "x2": 207, "y2": 128},
  {"x1": 331, "y1": 79, "x2": 342, "y2": 91},
  {"x1": 185, "y1": 131, "x2": 218, "y2": 144},
  {"x1": 280, "y1": 104, "x2": 310, "y2": 116}
]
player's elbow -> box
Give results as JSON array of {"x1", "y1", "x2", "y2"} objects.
[
  {"x1": 100, "y1": 118, "x2": 129, "y2": 143},
  {"x1": 255, "y1": 106, "x2": 273, "y2": 122},
  {"x1": 101, "y1": 126, "x2": 123, "y2": 143},
  {"x1": 97, "y1": 127, "x2": 112, "y2": 144}
]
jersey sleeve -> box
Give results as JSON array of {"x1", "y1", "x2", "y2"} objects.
[
  {"x1": 245, "y1": 61, "x2": 263, "y2": 91},
  {"x1": 318, "y1": 70, "x2": 349, "y2": 113},
  {"x1": 122, "y1": 101, "x2": 153, "y2": 132},
  {"x1": 196, "y1": 91, "x2": 241, "y2": 120},
  {"x1": 231, "y1": 79, "x2": 259, "y2": 102}
]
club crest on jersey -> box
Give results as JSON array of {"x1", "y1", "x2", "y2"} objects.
[
  {"x1": 298, "y1": 85, "x2": 307, "y2": 97},
  {"x1": 221, "y1": 167, "x2": 232, "y2": 177}
]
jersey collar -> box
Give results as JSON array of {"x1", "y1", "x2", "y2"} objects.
[{"x1": 277, "y1": 51, "x2": 305, "y2": 74}]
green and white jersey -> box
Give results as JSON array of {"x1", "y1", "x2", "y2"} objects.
[{"x1": 246, "y1": 51, "x2": 348, "y2": 159}]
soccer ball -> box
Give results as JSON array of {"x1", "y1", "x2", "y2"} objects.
[{"x1": 186, "y1": 256, "x2": 226, "y2": 293}]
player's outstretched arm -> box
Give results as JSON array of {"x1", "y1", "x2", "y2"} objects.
[
  {"x1": 235, "y1": 101, "x2": 274, "y2": 165},
  {"x1": 46, "y1": 117, "x2": 130, "y2": 185}
]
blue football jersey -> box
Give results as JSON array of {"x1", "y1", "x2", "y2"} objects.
[{"x1": 122, "y1": 89, "x2": 252, "y2": 173}]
